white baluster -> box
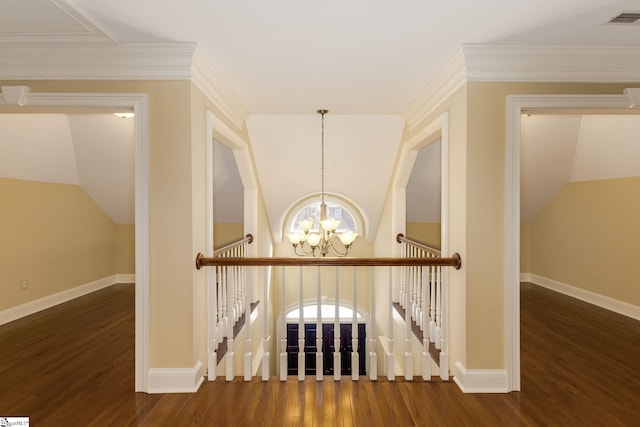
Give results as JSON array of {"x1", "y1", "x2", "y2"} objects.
[
  {"x1": 316, "y1": 266, "x2": 323, "y2": 381},
  {"x1": 439, "y1": 264, "x2": 449, "y2": 381},
  {"x1": 351, "y1": 267, "x2": 359, "y2": 381},
  {"x1": 244, "y1": 262, "x2": 252, "y2": 381},
  {"x1": 405, "y1": 257, "x2": 413, "y2": 381},
  {"x1": 234, "y1": 247, "x2": 241, "y2": 323},
  {"x1": 208, "y1": 260, "x2": 218, "y2": 381},
  {"x1": 424, "y1": 264, "x2": 431, "y2": 345},
  {"x1": 298, "y1": 266, "x2": 305, "y2": 381},
  {"x1": 262, "y1": 266, "x2": 270, "y2": 381},
  {"x1": 435, "y1": 265, "x2": 442, "y2": 350},
  {"x1": 409, "y1": 248, "x2": 418, "y2": 320},
  {"x1": 222, "y1": 264, "x2": 228, "y2": 340},
  {"x1": 333, "y1": 267, "x2": 341, "y2": 380},
  {"x1": 429, "y1": 258, "x2": 437, "y2": 344},
  {"x1": 387, "y1": 266, "x2": 395, "y2": 381},
  {"x1": 422, "y1": 262, "x2": 431, "y2": 381},
  {"x1": 226, "y1": 266, "x2": 235, "y2": 381},
  {"x1": 279, "y1": 266, "x2": 287, "y2": 381},
  {"x1": 369, "y1": 268, "x2": 377, "y2": 381},
  {"x1": 399, "y1": 243, "x2": 406, "y2": 309}
]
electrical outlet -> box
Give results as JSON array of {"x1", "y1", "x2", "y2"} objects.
[{"x1": 20, "y1": 280, "x2": 28, "y2": 290}]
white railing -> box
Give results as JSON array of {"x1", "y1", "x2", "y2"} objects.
[
  {"x1": 397, "y1": 234, "x2": 449, "y2": 380},
  {"x1": 205, "y1": 234, "x2": 253, "y2": 381},
  {"x1": 197, "y1": 239, "x2": 460, "y2": 382}
]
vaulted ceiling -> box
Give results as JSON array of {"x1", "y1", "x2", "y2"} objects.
[{"x1": 1, "y1": 0, "x2": 639, "y2": 234}]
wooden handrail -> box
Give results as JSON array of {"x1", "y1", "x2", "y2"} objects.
[
  {"x1": 212, "y1": 234, "x2": 254, "y2": 257},
  {"x1": 197, "y1": 232, "x2": 461, "y2": 270},
  {"x1": 396, "y1": 233, "x2": 441, "y2": 255},
  {"x1": 196, "y1": 254, "x2": 461, "y2": 269}
]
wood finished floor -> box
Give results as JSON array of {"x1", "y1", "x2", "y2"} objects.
[{"x1": 1, "y1": 281, "x2": 639, "y2": 426}]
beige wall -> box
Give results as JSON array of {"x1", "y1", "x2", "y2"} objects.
[
  {"x1": 406, "y1": 222, "x2": 441, "y2": 249},
  {"x1": 529, "y1": 177, "x2": 640, "y2": 306},
  {"x1": 213, "y1": 223, "x2": 244, "y2": 247},
  {"x1": 0, "y1": 178, "x2": 118, "y2": 310},
  {"x1": 520, "y1": 222, "x2": 530, "y2": 274},
  {"x1": 115, "y1": 224, "x2": 135, "y2": 274}
]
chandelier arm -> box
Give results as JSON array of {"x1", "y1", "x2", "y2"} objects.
[
  {"x1": 327, "y1": 239, "x2": 351, "y2": 257},
  {"x1": 293, "y1": 242, "x2": 314, "y2": 256}
]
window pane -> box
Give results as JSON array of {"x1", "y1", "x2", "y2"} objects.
[
  {"x1": 289, "y1": 200, "x2": 358, "y2": 233},
  {"x1": 286, "y1": 303, "x2": 363, "y2": 321}
]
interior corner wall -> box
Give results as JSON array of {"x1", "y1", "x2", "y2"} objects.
[
  {"x1": 406, "y1": 222, "x2": 441, "y2": 248},
  {"x1": 0, "y1": 178, "x2": 117, "y2": 311},
  {"x1": 115, "y1": 224, "x2": 135, "y2": 274},
  {"x1": 530, "y1": 177, "x2": 640, "y2": 306},
  {"x1": 213, "y1": 223, "x2": 244, "y2": 247},
  {"x1": 520, "y1": 222, "x2": 530, "y2": 274}
]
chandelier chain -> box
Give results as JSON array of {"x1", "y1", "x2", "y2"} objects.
[{"x1": 320, "y1": 110, "x2": 326, "y2": 205}]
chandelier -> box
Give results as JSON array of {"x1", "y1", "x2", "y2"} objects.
[{"x1": 287, "y1": 110, "x2": 358, "y2": 257}]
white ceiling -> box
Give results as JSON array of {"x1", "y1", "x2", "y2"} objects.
[
  {"x1": 521, "y1": 114, "x2": 640, "y2": 222},
  {"x1": 1, "y1": 0, "x2": 640, "y2": 236},
  {"x1": 64, "y1": 0, "x2": 639, "y2": 115},
  {"x1": 0, "y1": 113, "x2": 134, "y2": 224}
]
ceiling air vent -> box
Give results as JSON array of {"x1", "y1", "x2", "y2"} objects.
[{"x1": 607, "y1": 12, "x2": 640, "y2": 24}]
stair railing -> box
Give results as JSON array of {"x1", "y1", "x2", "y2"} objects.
[
  {"x1": 206, "y1": 234, "x2": 253, "y2": 380},
  {"x1": 396, "y1": 233, "x2": 449, "y2": 379},
  {"x1": 197, "y1": 235, "x2": 460, "y2": 382}
]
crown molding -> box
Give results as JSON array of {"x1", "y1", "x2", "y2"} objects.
[
  {"x1": 191, "y1": 46, "x2": 248, "y2": 130},
  {"x1": 403, "y1": 48, "x2": 466, "y2": 131},
  {"x1": 0, "y1": 42, "x2": 197, "y2": 80},
  {"x1": 403, "y1": 45, "x2": 640, "y2": 131},
  {"x1": 463, "y1": 44, "x2": 640, "y2": 83},
  {"x1": 0, "y1": 41, "x2": 248, "y2": 128}
]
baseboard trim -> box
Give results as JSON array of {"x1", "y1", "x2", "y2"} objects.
[
  {"x1": 453, "y1": 361, "x2": 508, "y2": 393},
  {"x1": 116, "y1": 273, "x2": 136, "y2": 283},
  {"x1": 148, "y1": 361, "x2": 204, "y2": 394},
  {"x1": 521, "y1": 273, "x2": 640, "y2": 322},
  {"x1": 0, "y1": 274, "x2": 133, "y2": 325}
]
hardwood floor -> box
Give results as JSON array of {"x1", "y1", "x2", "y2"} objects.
[{"x1": 1, "y1": 282, "x2": 639, "y2": 426}]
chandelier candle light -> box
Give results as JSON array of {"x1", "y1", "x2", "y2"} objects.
[{"x1": 287, "y1": 110, "x2": 358, "y2": 257}]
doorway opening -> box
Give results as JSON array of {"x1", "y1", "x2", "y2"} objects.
[{"x1": 505, "y1": 92, "x2": 635, "y2": 392}]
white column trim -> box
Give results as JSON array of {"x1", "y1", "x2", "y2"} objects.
[
  {"x1": 453, "y1": 361, "x2": 508, "y2": 393},
  {"x1": 504, "y1": 93, "x2": 631, "y2": 393},
  {"x1": 148, "y1": 361, "x2": 204, "y2": 394}
]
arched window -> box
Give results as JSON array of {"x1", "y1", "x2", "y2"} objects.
[
  {"x1": 285, "y1": 303, "x2": 364, "y2": 322},
  {"x1": 285, "y1": 194, "x2": 362, "y2": 236}
]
